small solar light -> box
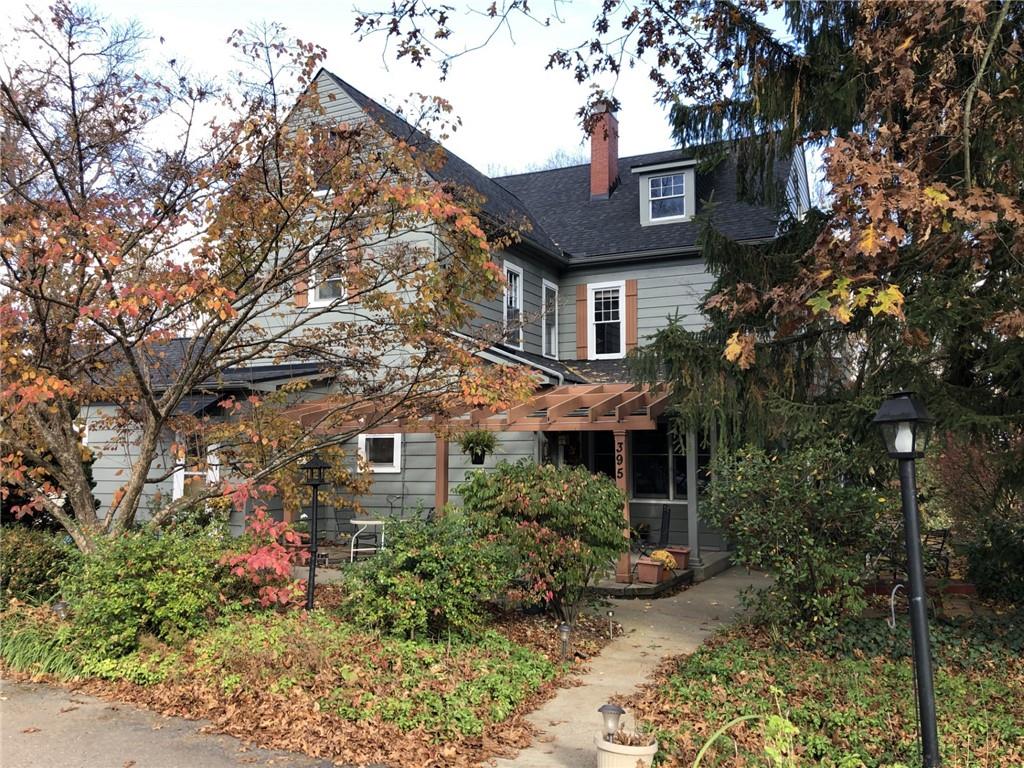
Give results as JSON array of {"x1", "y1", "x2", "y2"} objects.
[
  {"x1": 607, "y1": 609, "x2": 615, "y2": 639},
  {"x1": 598, "y1": 703, "x2": 625, "y2": 742},
  {"x1": 558, "y1": 622, "x2": 571, "y2": 659}
]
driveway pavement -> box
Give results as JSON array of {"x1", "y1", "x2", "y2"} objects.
[{"x1": 0, "y1": 679, "x2": 335, "y2": 768}]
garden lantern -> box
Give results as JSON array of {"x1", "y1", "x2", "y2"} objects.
[
  {"x1": 300, "y1": 452, "x2": 331, "y2": 611},
  {"x1": 598, "y1": 703, "x2": 625, "y2": 742},
  {"x1": 872, "y1": 392, "x2": 940, "y2": 768},
  {"x1": 872, "y1": 390, "x2": 933, "y2": 459},
  {"x1": 559, "y1": 622, "x2": 571, "y2": 659}
]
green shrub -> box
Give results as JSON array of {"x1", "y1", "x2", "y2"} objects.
[
  {"x1": 458, "y1": 459, "x2": 627, "y2": 623},
  {"x1": 61, "y1": 525, "x2": 230, "y2": 656},
  {"x1": 0, "y1": 526, "x2": 79, "y2": 603},
  {"x1": 343, "y1": 515, "x2": 508, "y2": 640},
  {"x1": 963, "y1": 519, "x2": 1024, "y2": 603},
  {"x1": 703, "y1": 442, "x2": 889, "y2": 639}
]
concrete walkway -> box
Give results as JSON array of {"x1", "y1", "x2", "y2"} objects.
[
  {"x1": 496, "y1": 565, "x2": 770, "y2": 768},
  {"x1": 0, "y1": 679, "x2": 336, "y2": 768}
]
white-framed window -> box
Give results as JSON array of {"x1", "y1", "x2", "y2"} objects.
[
  {"x1": 172, "y1": 434, "x2": 220, "y2": 500},
  {"x1": 503, "y1": 261, "x2": 524, "y2": 349},
  {"x1": 649, "y1": 173, "x2": 686, "y2": 220},
  {"x1": 357, "y1": 433, "x2": 402, "y2": 474},
  {"x1": 588, "y1": 280, "x2": 626, "y2": 360},
  {"x1": 636, "y1": 166, "x2": 695, "y2": 226},
  {"x1": 542, "y1": 279, "x2": 559, "y2": 360},
  {"x1": 308, "y1": 248, "x2": 347, "y2": 307}
]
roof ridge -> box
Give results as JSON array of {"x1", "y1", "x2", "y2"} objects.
[{"x1": 318, "y1": 69, "x2": 563, "y2": 258}]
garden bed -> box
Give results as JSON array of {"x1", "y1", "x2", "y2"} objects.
[
  {"x1": 1, "y1": 595, "x2": 618, "y2": 768},
  {"x1": 624, "y1": 615, "x2": 1024, "y2": 767}
]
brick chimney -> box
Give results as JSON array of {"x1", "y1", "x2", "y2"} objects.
[{"x1": 589, "y1": 101, "x2": 619, "y2": 201}]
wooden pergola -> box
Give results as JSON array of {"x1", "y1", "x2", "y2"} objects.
[{"x1": 285, "y1": 382, "x2": 700, "y2": 583}]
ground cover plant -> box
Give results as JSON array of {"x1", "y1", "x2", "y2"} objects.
[
  {"x1": 0, "y1": 508, "x2": 618, "y2": 767},
  {"x1": 627, "y1": 614, "x2": 1024, "y2": 767}
]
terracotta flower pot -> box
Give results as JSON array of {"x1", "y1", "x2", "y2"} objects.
[
  {"x1": 664, "y1": 546, "x2": 690, "y2": 571},
  {"x1": 635, "y1": 557, "x2": 663, "y2": 584}
]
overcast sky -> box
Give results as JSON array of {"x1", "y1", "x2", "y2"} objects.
[{"x1": 5, "y1": 1, "x2": 695, "y2": 175}]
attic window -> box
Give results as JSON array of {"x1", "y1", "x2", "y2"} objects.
[
  {"x1": 636, "y1": 165, "x2": 695, "y2": 226},
  {"x1": 649, "y1": 173, "x2": 685, "y2": 219}
]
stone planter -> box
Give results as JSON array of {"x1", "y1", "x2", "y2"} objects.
[
  {"x1": 664, "y1": 546, "x2": 690, "y2": 571},
  {"x1": 594, "y1": 732, "x2": 658, "y2": 768},
  {"x1": 634, "y1": 557, "x2": 663, "y2": 584}
]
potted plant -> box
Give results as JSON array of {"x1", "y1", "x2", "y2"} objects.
[
  {"x1": 594, "y1": 728, "x2": 658, "y2": 768},
  {"x1": 664, "y1": 545, "x2": 690, "y2": 571},
  {"x1": 649, "y1": 549, "x2": 677, "y2": 574},
  {"x1": 458, "y1": 428, "x2": 497, "y2": 465}
]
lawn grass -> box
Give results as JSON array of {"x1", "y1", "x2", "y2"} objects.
[{"x1": 627, "y1": 615, "x2": 1023, "y2": 767}]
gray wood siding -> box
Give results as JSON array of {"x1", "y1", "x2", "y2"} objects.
[
  {"x1": 557, "y1": 259, "x2": 713, "y2": 360},
  {"x1": 467, "y1": 248, "x2": 559, "y2": 359},
  {"x1": 83, "y1": 404, "x2": 176, "y2": 522}
]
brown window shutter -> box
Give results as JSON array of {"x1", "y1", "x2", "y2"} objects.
[
  {"x1": 576, "y1": 284, "x2": 588, "y2": 359},
  {"x1": 625, "y1": 279, "x2": 639, "y2": 351},
  {"x1": 294, "y1": 278, "x2": 308, "y2": 308}
]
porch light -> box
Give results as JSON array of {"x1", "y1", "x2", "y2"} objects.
[
  {"x1": 559, "y1": 622, "x2": 571, "y2": 659},
  {"x1": 598, "y1": 703, "x2": 625, "y2": 742},
  {"x1": 871, "y1": 391, "x2": 933, "y2": 459}
]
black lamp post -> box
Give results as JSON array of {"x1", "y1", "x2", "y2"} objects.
[
  {"x1": 300, "y1": 452, "x2": 331, "y2": 611},
  {"x1": 872, "y1": 391, "x2": 940, "y2": 768}
]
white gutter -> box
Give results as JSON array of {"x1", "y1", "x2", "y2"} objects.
[{"x1": 453, "y1": 331, "x2": 565, "y2": 386}]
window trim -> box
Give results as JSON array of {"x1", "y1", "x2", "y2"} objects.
[
  {"x1": 307, "y1": 248, "x2": 348, "y2": 308},
  {"x1": 172, "y1": 437, "x2": 220, "y2": 501},
  {"x1": 587, "y1": 280, "x2": 626, "y2": 360},
  {"x1": 639, "y1": 167, "x2": 695, "y2": 226},
  {"x1": 357, "y1": 432, "x2": 403, "y2": 474},
  {"x1": 502, "y1": 261, "x2": 524, "y2": 350},
  {"x1": 541, "y1": 279, "x2": 559, "y2": 360}
]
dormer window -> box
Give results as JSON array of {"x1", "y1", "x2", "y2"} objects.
[
  {"x1": 634, "y1": 161, "x2": 696, "y2": 226},
  {"x1": 649, "y1": 173, "x2": 685, "y2": 219}
]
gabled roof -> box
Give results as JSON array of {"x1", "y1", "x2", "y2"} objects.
[
  {"x1": 495, "y1": 150, "x2": 786, "y2": 261},
  {"x1": 320, "y1": 70, "x2": 563, "y2": 259}
]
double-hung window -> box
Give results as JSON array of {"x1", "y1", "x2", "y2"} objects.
[
  {"x1": 308, "y1": 248, "x2": 347, "y2": 307},
  {"x1": 542, "y1": 280, "x2": 558, "y2": 360},
  {"x1": 172, "y1": 433, "x2": 219, "y2": 500},
  {"x1": 588, "y1": 280, "x2": 625, "y2": 359},
  {"x1": 358, "y1": 433, "x2": 402, "y2": 473},
  {"x1": 503, "y1": 262, "x2": 524, "y2": 349},
  {"x1": 649, "y1": 173, "x2": 686, "y2": 220}
]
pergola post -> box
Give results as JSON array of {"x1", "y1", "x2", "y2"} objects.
[
  {"x1": 685, "y1": 429, "x2": 703, "y2": 568},
  {"x1": 613, "y1": 429, "x2": 632, "y2": 583}
]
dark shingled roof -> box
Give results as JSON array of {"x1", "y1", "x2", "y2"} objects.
[
  {"x1": 322, "y1": 70, "x2": 562, "y2": 257},
  {"x1": 495, "y1": 150, "x2": 785, "y2": 260}
]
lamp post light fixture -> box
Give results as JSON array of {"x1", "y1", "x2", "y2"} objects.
[
  {"x1": 558, "y1": 622, "x2": 572, "y2": 660},
  {"x1": 300, "y1": 452, "x2": 331, "y2": 611},
  {"x1": 598, "y1": 703, "x2": 625, "y2": 742},
  {"x1": 872, "y1": 391, "x2": 940, "y2": 768}
]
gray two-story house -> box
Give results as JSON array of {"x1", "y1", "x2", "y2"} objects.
[{"x1": 84, "y1": 68, "x2": 808, "y2": 578}]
